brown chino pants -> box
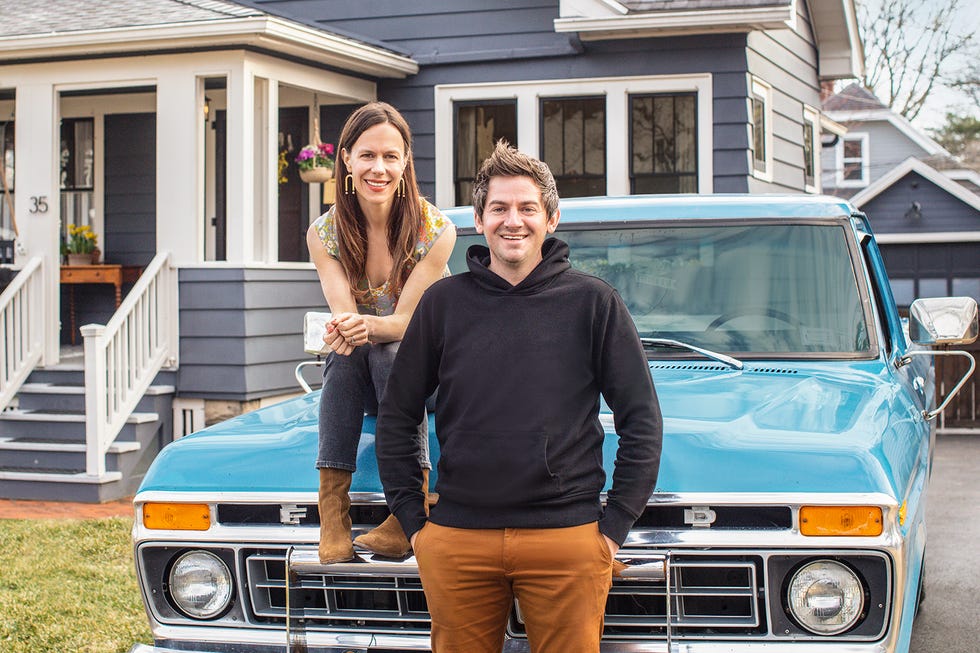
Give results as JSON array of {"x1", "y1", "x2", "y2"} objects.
[{"x1": 413, "y1": 521, "x2": 613, "y2": 653}]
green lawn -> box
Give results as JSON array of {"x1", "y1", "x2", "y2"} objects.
[{"x1": 0, "y1": 517, "x2": 152, "y2": 652}]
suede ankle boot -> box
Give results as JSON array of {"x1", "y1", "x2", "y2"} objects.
[
  {"x1": 354, "y1": 469, "x2": 436, "y2": 557},
  {"x1": 318, "y1": 468, "x2": 355, "y2": 564}
]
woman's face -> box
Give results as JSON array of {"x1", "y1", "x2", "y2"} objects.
[{"x1": 342, "y1": 122, "x2": 408, "y2": 213}]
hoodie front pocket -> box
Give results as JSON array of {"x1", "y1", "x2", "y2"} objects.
[{"x1": 438, "y1": 430, "x2": 561, "y2": 507}]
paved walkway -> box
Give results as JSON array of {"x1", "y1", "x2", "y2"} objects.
[{"x1": 0, "y1": 497, "x2": 134, "y2": 519}]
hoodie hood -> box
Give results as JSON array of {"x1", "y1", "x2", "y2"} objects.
[{"x1": 466, "y1": 238, "x2": 571, "y2": 295}]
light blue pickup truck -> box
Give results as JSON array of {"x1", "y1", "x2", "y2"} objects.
[{"x1": 129, "y1": 194, "x2": 977, "y2": 653}]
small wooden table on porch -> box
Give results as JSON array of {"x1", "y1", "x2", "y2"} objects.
[{"x1": 60, "y1": 264, "x2": 142, "y2": 345}]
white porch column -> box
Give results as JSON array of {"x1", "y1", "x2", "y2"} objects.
[
  {"x1": 258, "y1": 77, "x2": 279, "y2": 262},
  {"x1": 225, "y1": 66, "x2": 256, "y2": 263},
  {"x1": 14, "y1": 83, "x2": 59, "y2": 365},
  {"x1": 156, "y1": 72, "x2": 202, "y2": 264}
]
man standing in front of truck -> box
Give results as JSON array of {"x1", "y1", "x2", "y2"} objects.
[{"x1": 375, "y1": 140, "x2": 662, "y2": 653}]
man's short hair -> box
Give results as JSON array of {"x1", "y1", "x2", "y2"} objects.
[{"x1": 472, "y1": 140, "x2": 559, "y2": 218}]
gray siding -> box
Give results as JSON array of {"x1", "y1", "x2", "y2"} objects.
[
  {"x1": 177, "y1": 267, "x2": 324, "y2": 400},
  {"x1": 823, "y1": 120, "x2": 934, "y2": 191},
  {"x1": 745, "y1": 0, "x2": 820, "y2": 192},
  {"x1": 249, "y1": 0, "x2": 574, "y2": 64},
  {"x1": 858, "y1": 121, "x2": 932, "y2": 185},
  {"x1": 380, "y1": 33, "x2": 754, "y2": 197},
  {"x1": 861, "y1": 171, "x2": 980, "y2": 234},
  {"x1": 250, "y1": 1, "x2": 807, "y2": 195},
  {"x1": 104, "y1": 113, "x2": 156, "y2": 266}
]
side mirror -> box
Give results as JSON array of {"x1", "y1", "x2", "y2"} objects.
[{"x1": 908, "y1": 297, "x2": 978, "y2": 346}]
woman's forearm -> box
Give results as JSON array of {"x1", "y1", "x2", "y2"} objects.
[{"x1": 364, "y1": 313, "x2": 411, "y2": 344}]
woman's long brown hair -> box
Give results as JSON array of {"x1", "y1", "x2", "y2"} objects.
[{"x1": 332, "y1": 102, "x2": 424, "y2": 306}]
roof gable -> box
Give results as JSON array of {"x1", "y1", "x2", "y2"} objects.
[
  {"x1": 823, "y1": 84, "x2": 950, "y2": 158},
  {"x1": 850, "y1": 157, "x2": 980, "y2": 215}
]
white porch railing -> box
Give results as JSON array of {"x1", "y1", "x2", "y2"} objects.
[
  {"x1": 82, "y1": 252, "x2": 178, "y2": 477},
  {"x1": 0, "y1": 257, "x2": 44, "y2": 411}
]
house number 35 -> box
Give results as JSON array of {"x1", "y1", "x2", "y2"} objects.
[{"x1": 29, "y1": 196, "x2": 49, "y2": 214}]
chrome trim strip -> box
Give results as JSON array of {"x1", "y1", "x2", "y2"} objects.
[{"x1": 134, "y1": 489, "x2": 900, "y2": 507}]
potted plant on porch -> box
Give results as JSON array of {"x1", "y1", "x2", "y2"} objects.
[
  {"x1": 63, "y1": 223, "x2": 99, "y2": 265},
  {"x1": 296, "y1": 141, "x2": 335, "y2": 184}
]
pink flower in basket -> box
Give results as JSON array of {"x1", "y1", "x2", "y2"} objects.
[{"x1": 296, "y1": 143, "x2": 335, "y2": 172}]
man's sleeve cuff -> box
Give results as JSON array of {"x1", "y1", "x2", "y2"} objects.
[
  {"x1": 392, "y1": 504, "x2": 428, "y2": 541},
  {"x1": 598, "y1": 502, "x2": 636, "y2": 546}
]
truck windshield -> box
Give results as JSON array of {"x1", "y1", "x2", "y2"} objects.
[{"x1": 451, "y1": 223, "x2": 871, "y2": 355}]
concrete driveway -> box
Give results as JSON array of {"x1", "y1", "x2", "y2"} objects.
[{"x1": 910, "y1": 433, "x2": 980, "y2": 652}]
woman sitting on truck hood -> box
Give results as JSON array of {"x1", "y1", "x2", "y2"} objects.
[{"x1": 307, "y1": 101, "x2": 455, "y2": 563}]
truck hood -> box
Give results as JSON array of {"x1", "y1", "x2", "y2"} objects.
[{"x1": 141, "y1": 361, "x2": 915, "y2": 501}]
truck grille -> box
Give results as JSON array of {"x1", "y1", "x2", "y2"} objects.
[{"x1": 244, "y1": 549, "x2": 765, "y2": 639}]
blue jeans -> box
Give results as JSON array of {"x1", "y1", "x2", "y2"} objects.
[{"x1": 316, "y1": 341, "x2": 429, "y2": 472}]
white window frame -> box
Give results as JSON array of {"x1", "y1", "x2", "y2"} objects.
[
  {"x1": 802, "y1": 104, "x2": 820, "y2": 194},
  {"x1": 434, "y1": 74, "x2": 713, "y2": 208},
  {"x1": 750, "y1": 76, "x2": 773, "y2": 182},
  {"x1": 836, "y1": 132, "x2": 870, "y2": 188}
]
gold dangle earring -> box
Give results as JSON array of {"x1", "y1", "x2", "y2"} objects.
[
  {"x1": 344, "y1": 173, "x2": 355, "y2": 195},
  {"x1": 396, "y1": 177, "x2": 407, "y2": 198}
]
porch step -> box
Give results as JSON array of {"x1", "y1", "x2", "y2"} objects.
[
  {"x1": 0, "y1": 469, "x2": 126, "y2": 503},
  {"x1": 0, "y1": 437, "x2": 141, "y2": 473},
  {"x1": 2, "y1": 359, "x2": 177, "y2": 502},
  {"x1": 0, "y1": 409, "x2": 160, "y2": 441},
  {"x1": 17, "y1": 383, "x2": 176, "y2": 412}
]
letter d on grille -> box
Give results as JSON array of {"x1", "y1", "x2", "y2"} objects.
[{"x1": 684, "y1": 506, "x2": 717, "y2": 527}]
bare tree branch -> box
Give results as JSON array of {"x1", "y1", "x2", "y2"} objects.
[{"x1": 857, "y1": 0, "x2": 976, "y2": 121}]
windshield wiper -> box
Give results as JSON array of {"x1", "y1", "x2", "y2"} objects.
[{"x1": 640, "y1": 338, "x2": 744, "y2": 370}]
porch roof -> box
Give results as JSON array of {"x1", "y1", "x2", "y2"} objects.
[{"x1": 0, "y1": 0, "x2": 418, "y2": 78}]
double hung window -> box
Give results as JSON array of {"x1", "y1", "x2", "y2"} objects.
[{"x1": 436, "y1": 75, "x2": 712, "y2": 207}]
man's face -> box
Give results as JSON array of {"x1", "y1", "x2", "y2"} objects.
[{"x1": 475, "y1": 175, "x2": 559, "y2": 283}]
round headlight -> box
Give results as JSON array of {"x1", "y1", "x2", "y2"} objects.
[
  {"x1": 787, "y1": 560, "x2": 864, "y2": 635},
  {"x1": 168, "y1": 550, "x2": 233, "y2": 619}
]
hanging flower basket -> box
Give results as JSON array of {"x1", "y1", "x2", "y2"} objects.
[
  {"x1": 296, "y1": 142, "x2": 335, "y2": 184},
  {"x1": 299, "y1": 166, "x2": 334, "y2": 184}
]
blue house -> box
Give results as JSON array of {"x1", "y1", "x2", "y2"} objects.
[{"x1": 0, "y1": 0, "x2": 862, "y2": 500}]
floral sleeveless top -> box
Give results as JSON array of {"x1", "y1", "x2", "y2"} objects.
[{"x1": 311, "y1": 199, "x2": 452, "y2": 316}]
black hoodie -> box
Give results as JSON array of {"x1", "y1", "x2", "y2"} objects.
[{"x1": 376, "y1": 238, "x2": 662, "y2": 545}]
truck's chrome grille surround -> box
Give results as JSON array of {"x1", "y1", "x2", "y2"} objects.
[{"x1": 245, "y1": 549, "x2": 766, "y2": 639}]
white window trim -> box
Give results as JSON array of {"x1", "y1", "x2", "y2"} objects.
[
  {"x1": 802, "y1": 104, "x2": 820, "y2": 194},
  {"x1": 836, "y1": 132, "x2": 869, "y2": 188},
  {"x1": 750, "y1": 76, "x2": 773, "y2": 183},
  {"x1": 434, "y1": 73, "x2": 713, "y2": 208}
]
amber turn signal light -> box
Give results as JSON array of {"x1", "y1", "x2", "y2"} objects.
[
  {"x1": 143, "y1": 502, "x2": 211, "y2": 531},
  {"x1": 799, "y1": 506, "x2": 882, "y2": 536}
]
